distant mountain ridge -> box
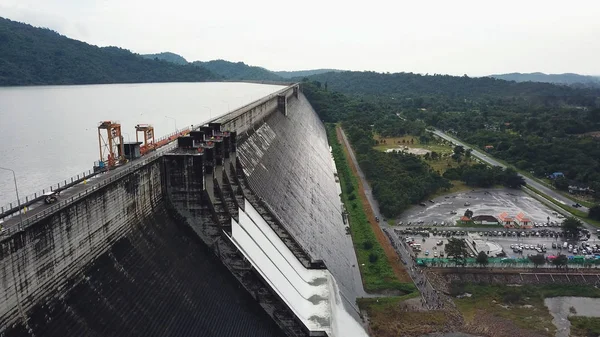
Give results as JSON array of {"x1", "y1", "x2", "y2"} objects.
[
  {"x1": 139, "y1": 51, "x2": 342, "y2": 81},
  {"x1": 274, "y1": 69, "x2": 342, "y2": 78},
  {"x1": 490, "y1": 72, "x2": 600, "y2": 87},
  {"x1": 0, "y1": 17, "x2": 216, "y2": 85},
  {"x1": 142, "y1": 52, "x2": 188, "y2": 65},
  {"x1": 192, "y1": 60, "x2": 284, "y2": 81}
]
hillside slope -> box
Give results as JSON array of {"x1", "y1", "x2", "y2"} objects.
[
  {"x1": 0, "y1": 17, "x2": 216, "y2": 86},
  {"x1": 306, "y1": 71, "x2": 600, "y2": 103},
  {"x1": 274, "y1": 69, "x2": 341, "y2": 78},
  {"x1": 490, "y1": 72, "x2": 600, "y2": 87},
  {"x1": 193, "y1": 60, "x2": 284, "y2": 81},
  {"x1": 142, "y1": 52, "x2": 189, "y2": 65}
]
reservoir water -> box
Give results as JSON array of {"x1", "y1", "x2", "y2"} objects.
[{"x1": 0, "y1": 82, "x2": 285, "y2": 208}]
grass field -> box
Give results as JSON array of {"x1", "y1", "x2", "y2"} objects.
[
  {"x1": 569, "y1": 316, "x2": 600, "y2": 337},
  {"x1": 373, "y1": 135, "x2": 454, "y2": 154},
  {"x1": 327, "y1": 124, "x2": 415, "y2": 292},
  {"x1": 357, "y1": 293, "x2": 455, "y2": 337},
  {"x1": 453, "y1": 284, "x2": 600, "y2": 336}
]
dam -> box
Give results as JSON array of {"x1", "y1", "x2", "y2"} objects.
[{"x1": 0, "y1": 84, "x2": 367, "y2": 336}]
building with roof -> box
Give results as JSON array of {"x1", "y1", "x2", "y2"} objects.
[
  {"x1": 548, "y1": 172, "x2": 565, "y2": 179},
  {"x1": 515, "y1": 212, "x2": 532, "y2": 228},
  {"x1": 498, "y1": 212, "x2": 514, "y2": 228},
  {"x1": 471, "y1": 215, "x2": 499, "y2": 226}
]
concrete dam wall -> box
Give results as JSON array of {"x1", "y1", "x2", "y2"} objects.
[{"x1": 0, "y1": 85, "x2": 366, "y2": 337}]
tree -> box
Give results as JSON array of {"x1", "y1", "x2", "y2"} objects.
[
  {"x1": 446, "y1": 238, "x2": 469, "y2": 266},
  {"x1": 464, "y1": 209, "x2": 473, "y2": 219},
  {"x1": 589, "y1": 205, "x2": 600, "y2": 221},
  {"x1": 453, "y1": 145, "x2": 465, "y2": 155},
  {"x1": 529, "y1": 254, "x2": 546, "y2": 268},
  {"x1": 554, "y1": 177, "x2": 569, "y2": 191},
  {"x1": 552, "y1": 255, "x2": 569, "y2": 269},
  {"x1": 476, "y1": 251, "x2": 489, "y2": 268},
  {"x1": 562, "y1": 217, "x2": 583, "y2": 236},
  {"x1": 465, "y1": 149, "x2": 472, "y2": 160},
  {"x1": 503, "y1": 168, "x2": 526, "y2": 189}
]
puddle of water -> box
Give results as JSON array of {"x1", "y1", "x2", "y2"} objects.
[{"x1": 544, "y1": 297, "x2": 600, "y2": 337}]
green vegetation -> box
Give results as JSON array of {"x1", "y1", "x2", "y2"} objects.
[
  {"x1": 303, "y1": 71, "x2": 600, "y2": 202},
  {"x1": 0, "y1": 17, "x2": 216, "y2": 85},
  {"x1": 326, "y1": 124, "x2": 414, "y2": 293},
  {"x1": 443, "y1": 164, "x2": 525, "y2": 188},
  {"x1": 562, "y1": 216, "x2": 584, "y2": 235},
  {"x1": 306, "y1": 83, "x2": 451, "y2": 218},
  {"x1": 490, "y1": 72, "x2": 600, "y2": 88},
  {"x1": 445, "y1": 238, "x2": 469, "y2": 266},
  {"x1": 274, "y1": 69, "x2": 342, "y2": 79},
  {"x1": 357, "y1": 293, "x2": 454, "y2": 337},
  {"x1": 192, "y1": 60, "x2": 284, "y2": 81},
  {"x1": 476, "y1": 251, "x2": 489, "y2": 267},
  {"x1": 141, "y1": 52, "x2": 189, "y2": 65},
  {"x1": 569, "y1": 316, "x2": 600, "y2": 337},
  {"x1": 453, "y1": 284, "x2": 600, "y2": 336},
  {"x1": 590, "y1": 205, "x2": 600, "y2": 221}
]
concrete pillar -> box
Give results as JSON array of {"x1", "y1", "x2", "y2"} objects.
[{"x1": 277, "y1": 94, "x2": 287, "y2": 116}]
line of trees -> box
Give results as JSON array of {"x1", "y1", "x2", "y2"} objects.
[
  {"x1": 443, "y1": 164, "x2": 526, "y2": 188},
  {"x1": 304, "y1": 81, "x2": 451, "y2": 218}
]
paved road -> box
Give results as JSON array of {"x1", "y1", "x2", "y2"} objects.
[
  {"x1": 0, "y1": 143, "x2": 175, "y2": 236},
  {"x1": 429, "y1": 129, "x2": 589, "y2": 214},
  {"x1": 339, "y1": 127, "x2": 449, "y2": 308}
]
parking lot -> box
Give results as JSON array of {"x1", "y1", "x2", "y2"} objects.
[
  {"x1": 395, "y1": 227, "x2": 599, "y2": 259},
  {"x1": 394, "y1": 188, "x2": 564, "y2": 227}
]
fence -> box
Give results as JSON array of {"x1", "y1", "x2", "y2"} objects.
[
  {"x1": 0, "y1": 126, "x2": 190, "y2": 222},
  {"x1": 0, "y1": 141, "x2": 176, "y2": 240},
  {"x1": 417, "y1": 257, "x2": 600, "y2": 268}
]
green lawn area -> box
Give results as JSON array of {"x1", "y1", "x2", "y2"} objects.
[
  {"x1": 373, "y1": 135, "x2": 454, "y2": 154},
  {"x1": 569, "y1": 316, "x2": 600, "y2": 337},
  {"x1": 327, "y1": 125, "x2": 416, "y2": 293},
  {"x1": 453, "y1": 284, "x2": 600, "y2": 337}
]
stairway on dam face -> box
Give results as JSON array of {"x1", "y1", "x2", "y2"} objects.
[
  {"x1": 2, "y1": 206, "x2": 286, "y2": 337},
  {"x1": 165, "y1": 152, "x2": 311, "y2": 337}
]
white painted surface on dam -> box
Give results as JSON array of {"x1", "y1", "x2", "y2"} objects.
[{"x1": 229, "y1": 199, "x2": 369, "y2": 337}]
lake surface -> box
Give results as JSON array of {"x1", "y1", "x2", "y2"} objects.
[{"x1": 0, "y1": 82, "x2": 285, "y2": 208}]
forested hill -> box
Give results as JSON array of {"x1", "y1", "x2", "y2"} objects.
[
  {"x1": 0, "y1": 17, "x2": 216, "y2": 86},
  {"x1": 490, "y1": 72, "x2": 600, "y2": 88},
  {"x1": 142, "y1": 52, "x2": 188, "y2": 65},
  {"x1": 192, "y1": 60, "x2": 284, "y2": 81},
  {"x1": 274, "y1": 69, "x2": 342, "y2": 78},
  {"x1": 306, "y1": 71, "x2": 600, "y2": 105}
]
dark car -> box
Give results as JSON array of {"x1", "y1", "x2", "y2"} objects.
[{"x1": 419, "y1": 202, "x2": 427, "y2": 207}]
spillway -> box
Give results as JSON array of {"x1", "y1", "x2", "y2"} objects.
[{"x1": 0, "y1": 85, "x2": 368, "y2": 337}]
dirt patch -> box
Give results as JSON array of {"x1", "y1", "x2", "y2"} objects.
[
  {"x1": 359, "y1": 296, "x2": 464, "y2": 337},
  {"x1": 337, "y1": 126, "x2": 412, "y2": 283},
  {"x1": 462, "y1": 310, "x2": 550, "y2": 337},
  {"x1": 385, "y1": 147, "x2": 432, "y2": 155}
]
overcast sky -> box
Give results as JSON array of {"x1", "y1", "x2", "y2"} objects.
[{"x1": 1, "y1": 0, "x2": 599, "y2": 76}]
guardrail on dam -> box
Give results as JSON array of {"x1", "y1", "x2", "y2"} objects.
[{"x1": 0, "y1": 83, "x2": 365, "y2": 337}]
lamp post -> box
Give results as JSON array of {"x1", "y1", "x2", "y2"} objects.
[
  {"x1": 165, "y1": 116, "x2": 177, "y2": 132},
  {"x1": 0, "y1": 166, "x2": 23, "y2": 230}
]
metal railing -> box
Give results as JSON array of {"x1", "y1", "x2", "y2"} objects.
[
  {"x1": 0, "y1": 126, "x2": 190, "y2": 222},
  {"x1": 0, "y1": 141, "x2": 177, "y2": 240}
]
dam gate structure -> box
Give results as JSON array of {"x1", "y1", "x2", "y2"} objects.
[{"x1": 0, "y1": 84, "x2": 364, "y2": 337}]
